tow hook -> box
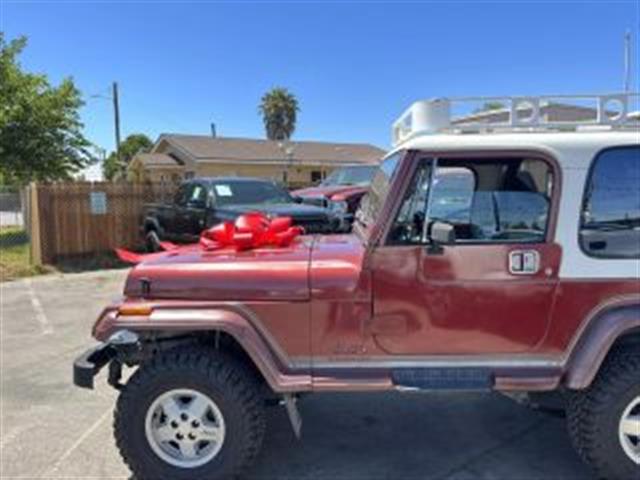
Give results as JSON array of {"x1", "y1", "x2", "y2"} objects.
[{"x1": 282, "y1": 394, "x2": 302, "y2": 439}]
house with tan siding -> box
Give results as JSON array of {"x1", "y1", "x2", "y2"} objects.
[{"x1": 129, "y1": 134, "x2": 385, "y2": 188}]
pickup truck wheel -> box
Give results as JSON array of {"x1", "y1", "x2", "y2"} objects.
[
  {"x1": 567, "y1": 347, "x2": 640, "y2": 480},
  {"x1": 145, "y1": 230, "x2": 161, "y2": 253},
  {"x1": 114, "y1": 349, "x2": 266, "y2": 480}
]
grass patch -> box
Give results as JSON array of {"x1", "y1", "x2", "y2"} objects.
[
  {"x1": 0, "y1": 227, "x2": 52, "y2": 281},
  {"x1": 0, "y1": 227, "x2": 131, "y2": 281}
]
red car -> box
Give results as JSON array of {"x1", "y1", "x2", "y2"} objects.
[{"x1": 292, "y1": 164, "x2": 378, "y2": 229}]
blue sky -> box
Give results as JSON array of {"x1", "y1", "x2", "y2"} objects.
[{"x1": 2, "y1": 0, "x2": 639, "y2": 178}]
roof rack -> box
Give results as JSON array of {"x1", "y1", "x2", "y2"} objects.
[{"x1": 392, "y1": 93, "x2": 640, "y2": 146}]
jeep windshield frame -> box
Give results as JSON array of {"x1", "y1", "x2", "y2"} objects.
[{"x1": 353, "y1": 151, "x2": 404, "y2": 243}]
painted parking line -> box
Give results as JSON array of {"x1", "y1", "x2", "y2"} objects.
[
  {"x1": 40, "y1": 407, "x2": 112, "y2": 478},
  {"x1": 25, "y1": 278, "x2": 53, "y2": 335}
]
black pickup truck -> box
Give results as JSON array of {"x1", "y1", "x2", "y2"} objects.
[{"x1": 142, "y1": 177, "x2": 342, "y2": 251}]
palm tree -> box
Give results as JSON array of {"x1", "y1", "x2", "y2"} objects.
[{"x1": 259, "y1": 88, "x2": 299, "y2": 141}]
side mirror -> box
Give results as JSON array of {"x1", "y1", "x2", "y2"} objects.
[
  {"x1": 292, "y1": 195, "x2": 304, "y2": 204},
  {"x1": 427, "y1": 221, "x2": 456, "y2": 254}
]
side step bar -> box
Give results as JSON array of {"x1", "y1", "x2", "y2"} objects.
[{"x1": 391, "y1": 368, "x2": 494, "y2": 391}]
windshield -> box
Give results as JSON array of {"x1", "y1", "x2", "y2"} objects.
[
  {"x1": 354, "y1": 153, "x2": 402, "y2": 237},
  {"x1": 322, "y1": 166, "x2": 377, "y2": 186},
  {"x1": 213, "y1": 181, "x2": 292, "y2": 206}
]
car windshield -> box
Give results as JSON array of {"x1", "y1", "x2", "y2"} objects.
[
  {"x1": 354, "y1": 153, "x2": 402, "y2": 238},
  {"x1": 322, "y1": 166, "x2": 377, "y2": 186},
  {"x1": 213, "y1": 180, "x2": 292, "y2": 206}
]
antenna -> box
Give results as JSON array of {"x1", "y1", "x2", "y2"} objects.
[{"x1": 624, "y1": 30, "x2": 632, "y2": 93}]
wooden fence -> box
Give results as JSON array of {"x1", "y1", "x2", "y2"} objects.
[{"x1": 31, "y1": 182, "x2": 176, "y2": 264}]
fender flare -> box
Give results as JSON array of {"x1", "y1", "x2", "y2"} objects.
[
  {"x1": 564, "y1": 303, "x2": 640, "y2": 390},
  {"x1": 93, "y1": 304, "x2": 312, "y2": 393}
]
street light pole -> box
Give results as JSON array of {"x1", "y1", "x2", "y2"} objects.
[{"x1": 112, "y1": 82, "x2": 122, "y2": 162}]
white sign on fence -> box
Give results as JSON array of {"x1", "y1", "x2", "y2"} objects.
[{"x1": 90, "y1": 191, "x2": 107, "y2": 215}]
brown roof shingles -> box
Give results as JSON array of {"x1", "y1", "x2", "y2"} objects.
[
  {"x1": 163, "y1": 135, "x2": 385, "y2": 165},
  {"x1": 135, "y1": 153, "x2": 181, "y2": 167}
]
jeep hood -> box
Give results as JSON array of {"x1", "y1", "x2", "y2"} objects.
[
  {"x1": 123, "y1": 237, "x2": 314, "y2": 301},
  {"x1": 123, "y1": 234, "x2": 367, "y2": 302}
]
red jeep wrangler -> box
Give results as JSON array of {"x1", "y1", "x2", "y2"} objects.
[{"x1": 74, "y1": 94, "x2": 640, "y2": 480}]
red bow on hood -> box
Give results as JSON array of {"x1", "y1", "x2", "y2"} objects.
[{"x1": 116, "y1": 213, "x2": 304, "y2": 265}]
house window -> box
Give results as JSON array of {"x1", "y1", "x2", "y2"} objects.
[
  {"x1": 184, "y1": 171, "x2": 195, "y2": 180},
  {"x1": 311, "y1": 171, "x2": 323, "y2": 183}
]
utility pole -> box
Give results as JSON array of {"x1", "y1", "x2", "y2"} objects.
[
  {"x1": 623, "y1": 30, "x2": 631, "y2": 93},
  {"x1": 112, "y1": 82, "x2": 122, "y2": 162}
]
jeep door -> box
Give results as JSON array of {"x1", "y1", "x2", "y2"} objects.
[{"x1": 371, "y1": 152, "x2": 562, "y2": 355}]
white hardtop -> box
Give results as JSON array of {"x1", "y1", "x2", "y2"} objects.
[
  {"x1": 390, "y1": 93, "x2": 639, "y2": 168},
  {"x1": 389, "y1": 130, "x2": 639, "y2": 169}
]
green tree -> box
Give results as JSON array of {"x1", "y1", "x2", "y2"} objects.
[
  {"x1": 258, "y1": 87, "x2": 299, "y2": 141},
  {"x1": 102, "y1": 133, "x2": 153, "y2": 181},
  {"x1": 0, "y1": 33, "x2": 94, "y2": 185}
]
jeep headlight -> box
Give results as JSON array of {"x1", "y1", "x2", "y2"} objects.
[{"x1": 329, "y1": 200, "x2": 348, "y2": 215}]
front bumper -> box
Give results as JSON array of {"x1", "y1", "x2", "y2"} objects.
[
  {"x1": 73, "y1": 330, "x2": 140, "y2": 389},
  {"x1": 73, "y1": 343, "x2": 117, "y2": 389}
]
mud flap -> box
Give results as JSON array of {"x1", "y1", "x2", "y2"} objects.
[{"x1": 283, "y1": 394, "x2": 302, "y2": 439}]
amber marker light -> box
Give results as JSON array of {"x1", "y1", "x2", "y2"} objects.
[{"x1": 118, "y1": 304, "x2": 153, "y2": 317}]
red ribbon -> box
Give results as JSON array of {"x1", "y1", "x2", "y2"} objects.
[{"x1": 116, "y1": 213, "x2": 304, "y2": 264}]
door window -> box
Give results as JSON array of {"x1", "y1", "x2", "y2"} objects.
[
  {"x1": 188, "y1": 184, "x2": 207, "y2": 207},
  {"x1": 580, "y1": 146, "x2": 640, "y2": 258},
  {"x1": 387, "y1": 156, "x2": 554, "y2": 245}
]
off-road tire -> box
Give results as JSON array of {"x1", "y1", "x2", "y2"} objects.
[
  {"x1": 145, "y1": 229, "x2": 161, "y2": 253},
  {"x1": 567, "y1": 347, "x2": 640, "y2": 480},
  {"x1": 114, "y1": 348, "x2": 266, "y2": 480}
]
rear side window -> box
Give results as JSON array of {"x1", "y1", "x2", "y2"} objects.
[{"x1": 580, "y1": 147, "x2": 640, "y2": 259}]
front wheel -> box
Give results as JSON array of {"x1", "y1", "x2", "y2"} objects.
[
  {"x1": 114, "y1": 349, "x2": 266, "y2": 480},
  {"x1": 567, "y1": 347, "x2": 640, "y2": 480}
]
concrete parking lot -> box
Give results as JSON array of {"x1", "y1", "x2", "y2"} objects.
[{"x1": 1, "y1": 269, "x2": 593, "y2": 479}]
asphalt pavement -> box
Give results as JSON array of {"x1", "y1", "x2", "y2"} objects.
[{"x1": 0, "y1": 269, "x2": 594, "y2": 479}]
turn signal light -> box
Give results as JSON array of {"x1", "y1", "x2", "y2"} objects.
[{"x1": 118, "y1": 304, "x2": 153, "y2": 317}]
